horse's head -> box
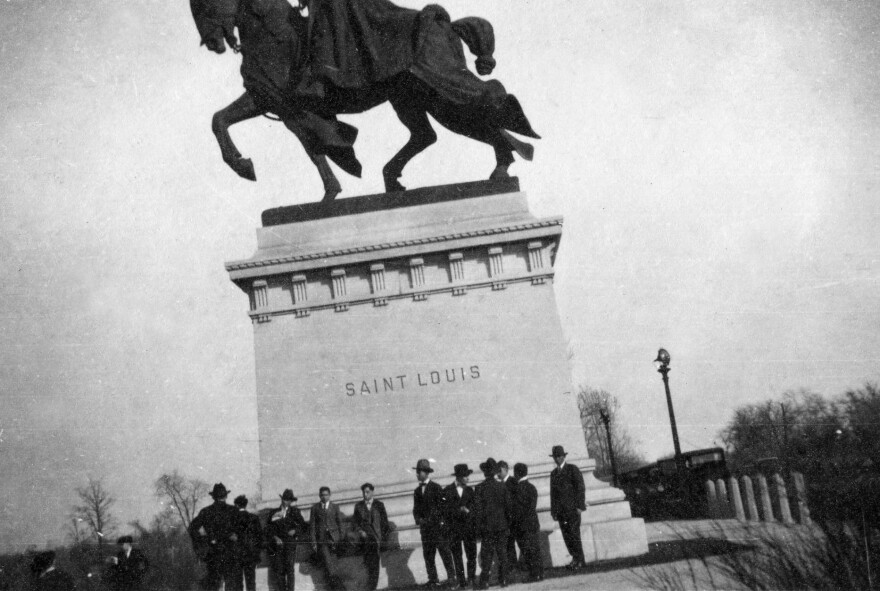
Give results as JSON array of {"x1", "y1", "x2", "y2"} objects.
[{"x1": 190, "y1": 0, "x2": 240, "y2": 54}]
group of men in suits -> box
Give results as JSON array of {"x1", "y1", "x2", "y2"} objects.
[
  {"x1": 259, "y1": 482, "x2": 391, "y2": 591},
  {"x1": 187, "y1": 443, "x2": 586, "y2": 591},
  {"x1": 189, "y1": 483, "x2": 265, "y2": 591},
  {"x1": 189, "y1": 481, "x2": 390, "y2": 591},
  {"x1": 414, "y1": 444, "x2": 588, "y2": 589},
  {"x1": 413, "y1": 455, "x2": 549, "y2": 590}
]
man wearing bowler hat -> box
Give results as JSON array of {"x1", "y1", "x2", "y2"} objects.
[
  {"x1": 473, "y1": 457, "x2": 512, "y2": 589},
  {"x1": 445, "y1": 463, "x2": 477, "y2": 589},
  {"x1": 190, "y1": 483, "x2": 241, "y2": 590},
  {"x1": 549, "y1": 445, "x2": 587, "y2": 569},
  {"x1": 266, "y1": 489, "x2": 307, "y2": 591},
  {"x1": 412, "y1": 458, "x2": 455, "y2": 588}
]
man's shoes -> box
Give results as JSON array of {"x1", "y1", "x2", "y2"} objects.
[{"x1": 424, "y1": 581, "x2": 441, "y2": 589}]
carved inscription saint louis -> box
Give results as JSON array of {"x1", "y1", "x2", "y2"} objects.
[{"x1": 345, "y1": 366, "x2": 481, "y2": 396}]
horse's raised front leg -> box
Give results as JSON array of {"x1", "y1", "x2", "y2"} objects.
[
  {"x1": 383, "y1": 104, "x2": 437, "y2": 192},
  {"x1": 282, "y1": 116, "x2": 342, "y2": 202},
  {"x1": 212, "y1": 92, "x2": 264, "y2": 181}
]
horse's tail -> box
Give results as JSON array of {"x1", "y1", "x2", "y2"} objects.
[{"x1": 450, "y1": 16, "x2": 497, "y2": 76}]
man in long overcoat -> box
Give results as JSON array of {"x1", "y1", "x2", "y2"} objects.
[
  {"x1": 190, "y1": 483, "x2": 241, "y2": 590},
  {"x1": 512, "y1": 463, "x2": 543, "y2": 582},
  {"x1": 265, "y1": 489, "x2": 307, "y2": 591},
  {"x1": 549, "y1": 445, "x2": 587, "y2": 569},
  {"x1": 444, "y1": 463, "x2": 477, "y2": 588},
  {"x1": 473, "y1": 457, "x2": 512, "y2": 589},
  {"x1": 353, "y1": 482, "x2": 391, "y2": 591},
  {"x1": 412, "y1": 458, "x2": 456, "y2": 588}
]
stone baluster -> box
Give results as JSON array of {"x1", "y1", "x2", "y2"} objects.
[
  {"x1": 773, "y1": 473, "x2": 794, "y2": 524},
  {"x1": 728, "y1": 476, "x2": 746, "y2": 521},
  {"x1": 756, "y1": 474, "x2": 774, "y2": 521},
  {"x1": 705, "y1": 479, "x2": 719, "y2": 519},
  {"x1": 792, "y1": 472, "x2": 811, "y2": 525},
  {"x1": 715, "y1": 478, "x2": 730, "y2": 518},
  {"x1": 741, "y1": 475, "x2": 759, "y2": 521}
]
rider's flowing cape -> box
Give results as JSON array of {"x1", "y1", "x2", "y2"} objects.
[{"x1": 238, "y1": 0, "x2": 537, "y2": 168}]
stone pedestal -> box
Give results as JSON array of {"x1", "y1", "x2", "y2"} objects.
[{"x1": 226, "y1": 179, "x2": 647, "y2": 589}]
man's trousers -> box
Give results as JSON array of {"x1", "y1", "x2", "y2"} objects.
[
  {"x1": 268, "y1": 546, "x2": 296, "y2": 591},
  {"x1": 477, "y1": 530, "x2": 509, "y2": 587},
  {"x1": 419, "y1": 524, "x2": 455, "y2": 584},
  {"x1": 558, "y1": 512, "x2": 585, "y2": 564},
  {"x1": 449, "y1": 529, "x2": 477, "y2": 584}
]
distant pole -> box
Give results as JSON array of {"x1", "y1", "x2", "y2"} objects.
[
  {"x1": 654, "y1": 348, "x2": 683, "y2": 468},
  {"x1": 598, "y1": 404, "x2": 619, "y2": 487}
]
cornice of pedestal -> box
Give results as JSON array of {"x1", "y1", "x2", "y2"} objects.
[{"x1": 226, "y1": 182, "x2": 567, "y2": 321}]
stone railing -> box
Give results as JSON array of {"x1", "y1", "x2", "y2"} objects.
[{"x1": 705, "y1": 471, "x2": 811, "y2": 524}]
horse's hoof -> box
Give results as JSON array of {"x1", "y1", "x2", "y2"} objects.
[
  {"x1": 489, "y1": 167, "x2": 510, "y2": 181},
  {"x1": 384, "y1": 179, "x2": 406, "y2": 192},
  {"x1": 322, "y1": 188, "x2": 341, "y2": 203},
  {"x1": 231, "y1": 157, "x2": 256, "y2": 181}
]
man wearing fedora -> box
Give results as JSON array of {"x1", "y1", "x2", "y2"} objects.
[
  {"x1": 266, "y1": 489, "x2": 307, "y2": 591},
  {"x1": 412, "y1": 458, "x2": 455, "y2": 588},
  {"x1": 190, "y1": 483, "x2": 241, "y2": 590},
  {"x1": 549, "y1": 445, "x2": 587, "y2": 569},
  {"x1": 233, "y1": 495, "x2": 264, "y2": 591},
  {"x1": 445, "y1": 463, "x2": 477, "y2": 589},
  {"x1": 473, "y1": 457, "x2": 512, "y2": 589},
  {"x1": 310, "y1": 486, "x2": 345, "y2": 590},
  {"x1": 106, "y1": 535, "x2": 149, "y2": 590},
  {"x1": 512, "y1": 463, "x2": 543, "y2": 583},
  {"x1": 353, "y1": 482, "x2": 391, "y2": 591}
]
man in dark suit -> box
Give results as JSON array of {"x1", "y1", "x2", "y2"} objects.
[
  {"x1": 497, "y1": 460, "x2": 519, "y2": 569},
  {"x1": 189, "y1": 483, "x2": 242, "y2": 590},
  {"x1": 412, "y1": 458, "x2": 456, "y2": 588},
  {"x1": 444, "y1": 463, "x2": 477, "y2": 589},
  {"x1": 310, "y1": 486, "x2": 345, "y2": 590},
  {"x1": 512, "y1": 463, "x2": 544, "y2": 582},
  {"x1": 107, "y1": 535, "x2": 149, "y2": 590},
  {"x1": 353, "y1": 482, "x2": 390, "y2": 591},
  {"x1": 473, "y1": 457, "x2": 512, "y2": 589},
  {"x1": 233, "y1": 495, "x2": 263, "y2": 591},
  {"x1": 549, "y1": 445, "x2": 587, "y2": 569},
  {"x1": 266, "y1": 489, "x2": 307, "y2": 591},
  {"x1": 30, "y1": 551, "x2": 75, "y2": 591}
]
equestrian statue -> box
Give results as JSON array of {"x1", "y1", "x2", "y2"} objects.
[{"x1": 190, "y1": 0, "x2": 540, "y2": 201}]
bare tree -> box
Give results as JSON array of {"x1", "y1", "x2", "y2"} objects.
[
  {"x1": 577, "y1": 386, "x2": 646, "y2": 479},
  {"x1": 72, "y1": 476, "x2": 118, "y2": 549},
  {"x1": 154, "y1": 470, "x2": 210, "y2": 530}
]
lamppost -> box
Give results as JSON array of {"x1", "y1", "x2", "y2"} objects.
[
  {"x1": 597, "y1": 395, "x2": 619, "y2": 487},
  {"x1": 654, "y1": 348, "x2": 683, "y2": 469}
]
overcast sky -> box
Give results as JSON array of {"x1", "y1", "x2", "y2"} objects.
[{"x1": 1, "y1": 0, "x2": 878, "y2": 551}]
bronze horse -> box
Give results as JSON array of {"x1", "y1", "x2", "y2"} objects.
[{"x1": 190, "y1": 0, "x2": 539, "y2": 201}]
